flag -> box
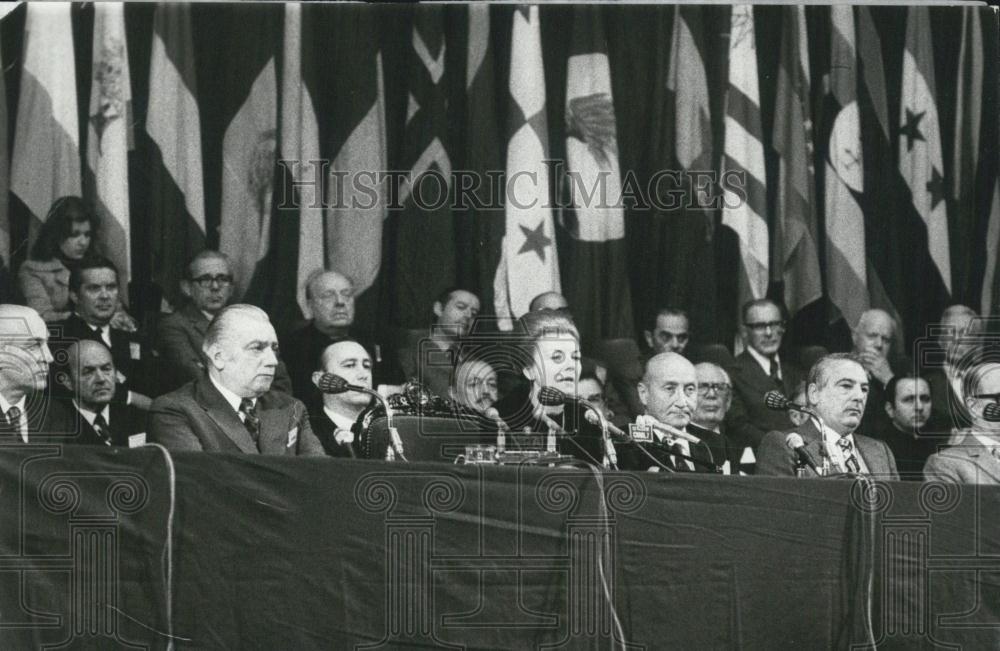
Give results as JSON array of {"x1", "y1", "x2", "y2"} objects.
[
  {"x1": 0, "y1": 26, "x2": 9, "y2": 266},
  {"x1": 280, "y1": 3, "x2": 323, "y2": 317},
  {"x1": 463, "y1": 4, "x2": 505, "y2": 314},
  {"x1": 11, "y1": 3, "x2": 80, "y2": 240},
  {"x1": 218, "y1": 5, "x2": 279, "y2": 301},
  {"x1": 772, "y1": 6, "x2": 821, "y2": 316},
  {"x1": 494, "y1": 5, "x2": 560, "y2": 328},
  {"x1": 390, "y1": 6, "x2": 454, "y2": 327},
  {"x1": 982, "y1": 177, "x2": 1000, "y2": 315},
  {"x1": 953, "y1": 7, "x2": 984, "y2": 303},
  {"x1": 899, "y1": 6, "x2": 950, "y2": 293},
  {"x1": 323, "y1": 7, "x2": 387, "y2": 301},
  {"x1": 86, "y1": 2, "x2": 132, "y2": 296},
  {"x1": 721, "y1": 6, "x2": 768, "y2": 310},
  {"x1": 560, "y1": 5, "x2": 632, "y2": 345},
  {"x1": 146, "y1": 3, "x2": 206, "y2": 306},
  {"x1": 823, "y1": 6, "x2": 869, "y2": 328}
]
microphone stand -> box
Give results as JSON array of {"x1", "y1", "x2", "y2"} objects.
[
  {"x1": 577, "y1": 398, "x2": 618, "y2": 471},
  {"x1": 354, "y1": 386, "x2": 407, "y2": 462},
  {"x1": 794, "y1": 407, "x2": 829, "y2": 476}
]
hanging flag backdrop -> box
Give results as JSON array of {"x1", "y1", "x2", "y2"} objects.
[{"x1": 0, "y1": 3, "x2": 997, "y2": 353}]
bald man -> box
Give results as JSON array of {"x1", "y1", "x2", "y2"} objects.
[
  {"x1": 53, "y1": 340, "x2": 146, "y2": 446},
  {"x1": 529, "y1": 291, "x2": 569, "y2": 312},
  {"x1": 308, "y1": 340, "x2": 373, "y2": 457},
  {"x1": 0, "y1": 304, "x2": 69, "y2": 443},
  {"x1": 851, "y1": 309, "x2": 911, "y2": 437},
  {"x1": 150, "y1": 304, "x2": 323, "y2": 455},
  {"x1": 621, "y1": 352, "x2": 714, "y2": 472}
]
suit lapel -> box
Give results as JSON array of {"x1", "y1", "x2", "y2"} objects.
[
  {"x1": 195, "y1": 378, "x2": 259, "y2": 454},
  {"x1": 257, "y1": 393, "x2": 294, "y2": 455},
  {"x1": 183, "y1": 303, "x2": 210, "y2": 337}
]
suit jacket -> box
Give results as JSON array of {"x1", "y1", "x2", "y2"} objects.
[
  {"x1": 923, "y1": 432, "x2": 1000, "y2": 484},
  {"x1": 724, "y1": 351, "x2": 803, "y2": 449},
  {"x1": 0, "y1": 393, "x2": 75, "y2": 445},
  {"x1": 46, "y1": 399, "x2": 147, "y2": 447},
  {"x1": 149, "y1": 375, "x2": 323, "y2": 455},
  {"x1": 756, "y1": 419, "x2": 899, "y2": 480},
  {"x1": 689, "y1": 422, "x2": 742, "y2": 470},
  {"x1": 309, "y1": 412, "x2": 358, "y2": 458},
  {"x1": 50, "y1": 313, "x2": 144, "y2": 401},
  {"x1": 155, "y1": 302, "x2": 292, "y2": 394}
]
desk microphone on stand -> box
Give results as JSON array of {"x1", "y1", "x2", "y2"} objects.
[{"x1": 317, "y1": 373, "x2": 408, "y2": 462}]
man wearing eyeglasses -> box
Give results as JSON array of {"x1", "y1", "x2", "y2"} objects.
[
  {"x1": 156, "y1": 250, "x2": 291, "y2": 393},
  {"x1": 691, "y1": 362, "x2": 741, "y2": 471},
  {"x1": 724, "y1": 299, "x2": 803, "y2": 450},
  {"x1": 924, "y1": 362, "x2": 1000, "y2": 484}
]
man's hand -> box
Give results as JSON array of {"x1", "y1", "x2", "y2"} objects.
[
  {"x1": 110, "y1": 310, "x2": 139, "y2": 333},
  {"x1": 858, "y1": 351, "x2": 893, "y2": 385},
  {"x1": 128, "y1": 391, "x2": 153, "y2": 411}
]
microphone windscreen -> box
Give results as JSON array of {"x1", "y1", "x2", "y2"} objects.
[
  {"x1": 316, "y1": 373, "x2": 349, "y2": 394},
  {"x1": 484, "y1": 407, "x2": 501, "y2": 420},
  {"x1": 538, "y1": 386, "x2": 567, "y2": 407},
  {"x1": 785, "y1": 432, "x2": 805, "y2": 450},
  {"x1": 983, "y1": 402, "x2": 1000, "y2": 422},
  {"x1": 764, "y1": 390, "x2": 789, "y2": 411}
]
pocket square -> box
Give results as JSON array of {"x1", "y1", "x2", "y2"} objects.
[{"x1": 287, "y1": 427, "x2": 299, "y2": 448}]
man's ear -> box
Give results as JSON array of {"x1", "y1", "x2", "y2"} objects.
[
  {"x1": 806, "y1": 382, "x2": 819, "y2": 407},
  {"x1": 884, "y1": 401, "x2": 894, "y2": 420},
  {"x1": 179, "y1": 280, "x2": 193, "y2": 300},
  {"x1": 643, "y1": 330, "x2": 654, "y2": 350},
  {"x1": 311, "y1": 371, "x2": 323, "y2": 388},
  {"x1": 637, "y1": 380, "x2": 649, "y2": 409},
  {"x1": 433, "y1": 301, "x2": 443, "y2": 319},
  {"x1": 204, "y1": 344, "x2": 225, "y2": 371}
]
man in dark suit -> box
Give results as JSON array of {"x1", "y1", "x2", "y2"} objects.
[
  {"x1": 691, "y1": 362, "x2": 741, "y2": 472},
  {"x1": 0, "y1": 304, "x2": 72, "y2": 444},
  {"x1": 149, "y1": 304, "x2": 323, "y2": 455},
  {"x1": 156, "y1": 250, "x2": 291, "y2": 394},
  {"x1": 851, "y1": 308, "x2": 911, "y2": 437},
  {"x1": 757, "y1": 353, "x2": 899, "y2": 479},
  {"x1": 623, "y1": 352, "x2": 715, "y2": 473},
  {"x1": 922, "y1": 305, "x2": 980, "y2": 433},
  {"x1": 308, "y1": 340, "x2": 373, "y2": 457},
  {"x1": 872, "y1": 375, "x2": 939, "y2": 480},
  {"x1": 50, "y1": 256, "x2": 153, "y2": 409},
  {"x1": 53, "y1": 340, "x2": 146, "y2": 446},
  {"x1": 724, "y1": 299, "x2": 802, "y2": 450}
]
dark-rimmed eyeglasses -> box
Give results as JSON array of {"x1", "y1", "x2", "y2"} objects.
[
  {"x1": 190, "y1": 274, "x2": 233, "y2": 288},
  {"x1": 697, "y1": 383, "x2": 731, "y2": 396}
]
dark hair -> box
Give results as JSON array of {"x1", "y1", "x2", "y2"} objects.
[
  {"x1": 646, "y1": 306, "x2": 688, "y2": 333},
  {"x1": 69, "y1": 256, "x2": 119, "y2": 294},
  {"x1": 740, "y1": 298, "x2": 787, "y2": 325},
  {"x1": 884, "y1": 374, "x2": 929, "y2": 405},
  {"x1": 579, "y1": 369, "x2": 605, "y2": 391},
  {"x1": 806, "y1": 352, "x2": 864, "y2": 391},
  {"x1": 434, "y1": 287, "x2": 475, "y2": 309},
  {"x1": 30, "y1": 196, "x2": 100, "y2": 261}
]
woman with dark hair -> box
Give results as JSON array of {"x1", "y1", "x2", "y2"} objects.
[{"x1": 17, "y1": 196, "x2": 134, "y2": 328}]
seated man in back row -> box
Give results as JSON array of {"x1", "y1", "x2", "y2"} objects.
[
  {"x1": 756, "y1": 353, "x2": 898, "y2": 479},
  {"x1": 150, "y1": 304, "x2": 323, "y2": 455}
]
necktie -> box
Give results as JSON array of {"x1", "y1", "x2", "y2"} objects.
[
  {"x1": 92, "y1": 413, "x2": 112, "y2": 445},
  {"x1": 838, "y1": 437, "x2": 861, "y2": 473},
  {"x1": 239, "y1": 398, "x2": 260, "y2": 445},
  {"x1": 6, "y1": 406, "x2": 22, "y2": 442},
  {"x1": 669, "y1": 442, "x2": 689, "y2": 472},
  {"x1": 768, "y1": 357, "x2": 784, "y2": 391}
]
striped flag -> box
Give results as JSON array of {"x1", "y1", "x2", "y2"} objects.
[
  {"x1": 146, "y1": 3, "x2": 206, "y2": 307},
  {"x1": 721, "y1": 6, "x2": 768, "y2": 309},
  {"x1": 982, "y1": 178, "x2": 1000, "y2": 315},
  {"x1": 560, "y1": 5, "x2": 632, "y2": 344},
  {"x1": 281, "y1": 3, "x2": 323, "y2": 316},
  {"x1": 218, "y1": 5, "x2": 279, "y2": 301},
  {"x1": 391, "y1": 6, "x2": 454, "y2": 327},
  {"x1": 11, "y1": 3, "x2": 80, "y2": 239},
  {"x1": 86, "y1": 2, "x2": 132, "y2": 296},
  {"x1": 823, "y1": 6, "x2": 869, "y2": 328},
  {"x1": 0, "y1": 25, "x2": 9, "y2": 266},
  {"x1": 494, "y1": 5, "x2": 560, "y2": 327},
  {"x1": 772, "y1": 6, "x2": 820, "y2": 316},
  {"x1": 899, "y1": 6, "x2": 950, "y2": 293},
  {"x1": 667, "y1": 6, "x2": 713, "y2": 181},
  {"x1": 323, "y1": 7, "x2": 387, "y2": 301},
  {"x1": 954, "y1": 7, "x2": 984, "y2": 303}
]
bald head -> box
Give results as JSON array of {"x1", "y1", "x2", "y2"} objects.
[
  {"x1": 64, "y1": 340, "x2": 116, "y2": 410},
  {"x1": 306, "y1": 270, "x2": 355, "y2": 335},
  {"x1": 853, "y1": 309, "x2": 895, "y2": 358},
  {"x1": 529, "y1": 292, "x2": 569, "y2": 312},
  {"x1": 0, "y1": 304, "x2": 53, "y2": 399},
  {"x1": 314, "y1": 339, "x2": 372, "y2": 412},
  {"x1": 639, "y1": 352, "x2": 698, "y2": 428}
]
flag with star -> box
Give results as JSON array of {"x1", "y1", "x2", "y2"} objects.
[
  {"x1": 390, "y1": 6, "x2": 456, "y2": 328},
  {"x1": 720, "y1": 6, "x2": 768, "y2": 313},
  {"x1": 899, "y1": 6, "x2": 950, "y2": 294},
  {"x1": 559, "y1": 5, "x2": 632, "y2": 345},
  {"x1": 11, "y1": 3, "x2": 81, "y2": 244},
  {"x1": 822, "y1": 6, "x2": 868, "y2": 329},
  {"x1": 493, "y1": 5, "x2": 560, "y2": 327},
  {"x1": 772, "y1": 6, "x2": 820, "y2": 317}
]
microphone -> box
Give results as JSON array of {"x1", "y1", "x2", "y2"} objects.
[
  {"x1": 983, "y1": 403, "x2": 1000, "y2": 422},
  {"x1": 764, "y1": 390, "x2": 816, "y2": 416},
  {"x1": 583, "y1": 411, "x2": 629, "y2": 441},
  {"x1": 538, "y1": 386, "x2": 618, "y2": 469},
  {"x1": 639, "y1": 416, "x2": 705, "y2": 446},
  {"x1": 785, "y1": 433, "x2": 820, "y2": 475},
  {"x1": 316, "y1": 373, "x2": 407, "y2": 461},
  {"x1": 484, "y1": 406, "x2": 508, "y2": 452}
]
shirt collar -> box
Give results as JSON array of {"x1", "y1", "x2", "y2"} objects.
[
  {"x1": 73, "y1": 401, "x2": 110, "y2": 426},
  {"x1": 323, "y1": 406, "x2": 357, "y2": 432},
  {"x1": 0, "y1": 393, "x2": 26, "y2": 415},
  {"x1": 746, "y1": 346, "x2": 780, "y2": 376},
  {"x1": 209, "y1": 374, "x2": 255, "y2": 414}
]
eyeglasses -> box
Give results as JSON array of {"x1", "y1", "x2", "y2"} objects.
[
  {"x1": 697, "y1": 383, "x2": 731, "y2": 396},
  {"x1": 745, "y1": 320, "x2": 785, "y2": 332},
  {"x1": 190, "y1": 274, "x2": 233, "y2": 288}
]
